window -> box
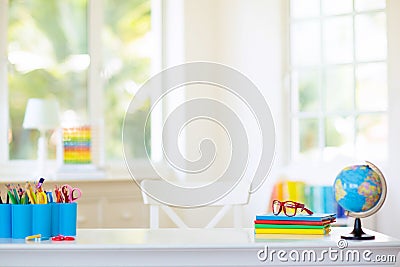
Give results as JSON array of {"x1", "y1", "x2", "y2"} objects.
[
  {"x1": 288, "y1": 0, "x2": 387, "y2": 162},
  {"x1": 0, "y1": 0, "x2": 158, "y2": 177}
]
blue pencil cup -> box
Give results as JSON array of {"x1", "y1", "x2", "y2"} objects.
[
  {"x1": 51, "y1": 203, "x2": 60, "y2": 237},
  {"x1": 0, "y1": 204, "x2": 12, "y2": 238},
  {"x1": 58, "y1": 203, "x2": 77, "y2": 236},
  {"x1": 11, "y1": 204, "x2": 32, "y2": 239},
  {"x1": 32, "y1": 204, "x2": 52, "y2": 239}
]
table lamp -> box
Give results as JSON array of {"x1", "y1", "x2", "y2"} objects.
[{"x1": 23, "y1": 98, "x2": 60, "y2": 176}]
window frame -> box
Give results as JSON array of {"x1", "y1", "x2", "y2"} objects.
[
  {"x1": 286, "y1": 0, "x2": 388, "y2": 163},
  {"x1": 0, "y1": 0, "x2": 163, "y2": 180}
]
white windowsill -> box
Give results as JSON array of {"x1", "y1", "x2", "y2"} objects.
[{"x1": 0, "y1": 159, "x2": 174, "y2": 183}]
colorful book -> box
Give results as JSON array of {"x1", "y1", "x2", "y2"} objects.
[
  {"x1": 323, "y1": 186, "x2": 336, "y2": 214},
  {"x1": 254, "y1": 233, "x2": 326, "y2": 240},
  {"x1": 254, "y1": 227, "x2": 331, "y2": 235},
  {"x1": 311, "y1": 185, "x2": 324, "y2": 213},
  {"x1": 255, "y1": 213, "x2": 336, "y2": 222},
  {"x1": 254, "y1": 224, "x2": 330, "y2": 229},
  {"x1": 254, "y1": 219, "x2": 334, "y2": 226},
  {"x1": 285, "y1": 181, "x2": 298, "y2": 202},
  {"x1": 267, "y1": 181, "x2": 283, "y2": 212}
]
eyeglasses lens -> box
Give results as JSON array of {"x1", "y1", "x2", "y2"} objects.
[
  {"x1": 283, "y1": 201, "x2": 297, "y2": 216},
  {"x1": 272, "y1": 200, "x2": 281, "y2": 215}
]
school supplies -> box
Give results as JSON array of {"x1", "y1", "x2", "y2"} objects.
[
  {"x1": 3, "y1": 179, "x2": 82, "y2": 205},
  {"x1": 255, "y1": 213, "x2": 336, "y2": 222},
  {"x1": 5, "y1": 185, "x2": 18, "y2": 205},
  {"x1": 0, "y1": 179, "x2": 81, "y2": 239},
  {"x1": 25, "y1": 182, "x2": 37, "y2": 204},
  {"x1": 51, "y1": 234, "x2": 75, "y2": 241},
  {"x1": 62, "y1": 126, "x2": 92, "y2": 164},
  {"x1": 36, "y1": 178, "x2": 45, "y2": 188},
  {"x1": 25, "y1": 234, "x2": 41, "y2": 241},
  {"x1": 46, "y1": 191, "x2": 53, "y2": 203},
  {"x1": 254, "y1": 212, "x2": 336, "y2": 236},
  {"x1": 60, "y1": 184, "x2": 82, "y2": 203},
  {"x1": 254, "y1": 227, "x2": 331, "y2": 235},
  {"x1": 36, "y1": 190, "x2": 47, "y2": 204}
]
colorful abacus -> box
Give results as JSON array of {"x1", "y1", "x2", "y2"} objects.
[{"x1": 63, "y1": 126, "x2": 91, "y2": 164}]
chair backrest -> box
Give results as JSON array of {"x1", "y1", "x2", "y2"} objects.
[{"x1": 140, "y1": 179, "x2": 251, "y2": 229}]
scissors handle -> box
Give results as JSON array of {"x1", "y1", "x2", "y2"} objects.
[
  {"x1": 61, "y1": 186, "x2": 70, "y2": 203},
  {"x1": 61, "y1": 184, "x2": 82, "y2": 203},
  {"x1": 70, "y1": 188, "x2": 82, "y2": 202}
]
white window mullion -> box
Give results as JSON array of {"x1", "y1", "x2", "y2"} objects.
[
  {"x1": 88, "y1": 0, "x2": 104, "y2": 168},
  {"x1": 0, "y1": 0, "x2": 9, "y2": 163},
  {"x1": 150, "y1": 0, "x2": 163, "y2": 162}
]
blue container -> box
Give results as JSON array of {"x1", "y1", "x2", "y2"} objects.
[
  {"x1": 0, "y1": 204, "x2": 12, "y2": 238},
  {"x1": 51, "y1": 203, "x2": 60, "y2": 236},
  {"x1": 11, "y1": 204, "x2": 32, "y2": 239},
  {"x1": 58, "y1": 203, "x2": 77, "y2": 236},
  {"x1": 32, "y1": 204, "x2": 52, "y2": 239}
]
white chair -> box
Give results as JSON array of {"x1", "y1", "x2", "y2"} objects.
[{"x1": 140, "y1": 179, "x2": 251, "y2": 229}]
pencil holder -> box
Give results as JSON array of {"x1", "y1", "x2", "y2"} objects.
[
  {"x1": 51, "y1": 203, "x2": 60, "y2": 237},
  {"x1": 0, "y1": 204, "x2": 12, "y2": 238},
  {"x1": 11, "y1": 204, "x2": 32, "y2": 239},
  {"x1": 32, "y1": 204, "x2": 52, "y2": 239},
  {"x1": 58, "y1": 202, "x2": 77, "y2": 236}
]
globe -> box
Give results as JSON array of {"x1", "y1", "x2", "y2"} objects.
[{"x1": 333, "y1": 161, "x2": 387, "y2": 240}]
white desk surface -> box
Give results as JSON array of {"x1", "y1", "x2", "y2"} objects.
[{"x1": 0, "y1": 227, "x2": 399, "y2": 266}]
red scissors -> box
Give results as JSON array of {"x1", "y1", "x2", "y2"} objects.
[
  {"x1": 52, "y1": 234, "x2": 75, "y2": 241},
  {"x1": 60, "y1": 184, "x2": 82, "y2": 203}
]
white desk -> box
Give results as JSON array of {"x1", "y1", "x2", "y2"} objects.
[{"x1": 0, "y1": 227, "x2": 399, "y2": 266}]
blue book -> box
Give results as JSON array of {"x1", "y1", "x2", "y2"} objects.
[
  {"x1": 256, "y1": 213, "x2": 336, "y2": 222},
  {"x1": 312, "y1": 185, "x2": 325, "y2": 213},
  {"x1": 323, "y1": 186, "x2": 336, "y2": 214},
  {"x1": 336, "y1": 204, "x2": 346, "y2": 218}
]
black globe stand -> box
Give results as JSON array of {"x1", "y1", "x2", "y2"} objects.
[{"x1": 341, "y1": 218, "x2": 375, "y2": 240}]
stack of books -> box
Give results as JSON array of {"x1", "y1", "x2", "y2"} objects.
[{"x1": 254, "y1": 213, "x2": 336, "y2": 236}]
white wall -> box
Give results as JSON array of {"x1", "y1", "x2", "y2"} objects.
[
  {"x1": 163, "y1": 0, "x2": 283, "y2": 226},
  {"x1": 378, "y1": 0, "x2": 400, "y2": 238},
  {"x1": 211, "y1": 0, "x2": 284, "y2": 226}
]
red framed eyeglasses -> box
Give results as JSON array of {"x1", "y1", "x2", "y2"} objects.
[{"x1": 272, "y1": 200, "x2": 314, "y2": 217}]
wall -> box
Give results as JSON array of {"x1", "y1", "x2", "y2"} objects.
[
  {"x1": 162, "y1": 0, "x2": 283, "y2": 227},
  {"x1": 379, "y1": 0, "x2": 400, "y2": 238}
]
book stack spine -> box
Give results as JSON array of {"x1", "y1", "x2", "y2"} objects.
[{"x1": 254, "y1": 213, "x2": 336, "y2": 236}]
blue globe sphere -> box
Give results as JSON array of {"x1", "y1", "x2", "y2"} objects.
[{"x1": 334, "y1": 164, "x2": 383, "y2": 214}]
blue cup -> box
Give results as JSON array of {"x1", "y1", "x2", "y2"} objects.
[
  {"x1": 0, "y1": 204, "x2": 12, "y2": 238},
  {"x1": 11, "y1": 204, "x2": 32, "y2": 239},
  {"x1": 32, "y1": 204, "x2": 52, "y2": 239},
  {"x1": 58, "y1": 203, "x2": 77, "y2": 236},
  {"x1": 51, "y1": 203, "x2": 60, "y2": 237}
]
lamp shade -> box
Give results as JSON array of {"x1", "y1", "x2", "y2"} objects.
[{"x1": 23, "y1": 98, "x2": 60, "y2": 131}]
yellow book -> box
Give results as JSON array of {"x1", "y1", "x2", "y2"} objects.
[
  {"x1": 254, "y1": 227, "x2": 331, "y2": 235},
  {"x1": 295, "y1": 181, "x2": 306, "y2": 203},
  {"x1": 283, "y1": 180, "x2": 297, "y2": 201}
]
